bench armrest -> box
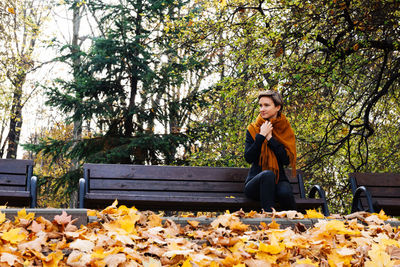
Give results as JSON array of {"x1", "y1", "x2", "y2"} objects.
[
  {"x1": 79, "y1": 178, "x2": 86, "y2": 209},
  {"x1": 351, "y1": 186, "x2": 375, "y2": 213},
  {"x1": 30, "y1": 176, "x2": 37, "y2": 208},
  {"x1": 308, "y1": 185, "x2": 330, "y2": 216}
]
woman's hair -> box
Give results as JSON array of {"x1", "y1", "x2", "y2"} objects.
[{"x1": 258, "y1": 90, "x2": 284, "y2": 115}]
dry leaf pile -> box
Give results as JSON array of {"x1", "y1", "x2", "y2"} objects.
[{"x1": 0, "y1": 202, "x2": 399, "y2": 267}]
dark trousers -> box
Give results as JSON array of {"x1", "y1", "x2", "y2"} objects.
[{"x1": 244, "y1": 170, "x2": 296, "y2": 212}]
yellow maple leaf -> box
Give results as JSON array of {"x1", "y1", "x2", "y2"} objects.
[
  {"x1": 296, "y1": 258, "x2": 318, "y2": 266},
  {"x1": 221, "y1": 255, "x2": 240, "y2": 266},
  {"x1": 255, "y1": 251, "x2": 278, "y2": 263},
  {"x1": 258, "y1": 235, "x2": 285, "y2": 254},
  {"x1": 42, "y1": 250, "x2": 64, "y2": 267},
  {"x1": 16, "y1": 208, "x2": 35, "y2": 221},
  {"x1": 229, "y1": 240, "x2": 245, "y2": 253},
  {"x1": 365, "y1": 244, "x2": 395, "y2": 267},
  {"x1": 117, "y1": 205, "x2": 131, "y2": 215},
  {"x1": 327, "y1": 250, "x2": 352, "y2": 267},
  {"x1": 233, "y1": 264, "x2": 246, "y2": 267},
  {"x1": 324, "y1": 220, "x2": 360, "y2": 235},
  {"x1": 304, "y1": 209, "x2": 324, "y2": 219},
  {"x1": 0, "y1": 211, "x2": 6, "y2": 224},
  {"x1": 118, "y1": 217, "x2": 138, "y2": 234},
  {"x1": 87, "y1": 209, "x2": 97, "y2": 216},
  {"x1": 182, "y1": 257, "x2": 192, "y2": 267},
  {"x1": 381, "y1": 238, "x2": 400, "y2": 248},
  {"x1": 377, "y1": 210, "x2": 390, "y2": 221},
  {"x1": 91, "y1": 248, "x2": 106, "y2": 259},
  {"x1": 1, "y1": 228, "x2": 27, "y2": 244}
]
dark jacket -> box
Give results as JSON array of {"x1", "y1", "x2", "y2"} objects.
[{"x1": 244, "y1": 130, "x2": 290, "y2": 184}]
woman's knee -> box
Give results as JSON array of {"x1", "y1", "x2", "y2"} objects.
[{"x1": 258, "y1": 170, "x2": 275, "y2": 183}]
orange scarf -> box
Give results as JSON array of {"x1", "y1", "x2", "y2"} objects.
[{"x1": 247, "y1": 113, "x2": 297, "y2": 183}]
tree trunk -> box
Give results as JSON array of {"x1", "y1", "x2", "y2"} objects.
[
  {"x1": 5, "y1": 85, "x2": 23, "y2": 159},
  {"x1": 69, "y1": 1, "x2": 82, "y2": 208},
  {"x1": 124, "y1": 0, "x2": 143, "y2": 164}
]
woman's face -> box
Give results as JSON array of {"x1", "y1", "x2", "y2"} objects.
[{"x1": 259, "y1": 96, "x2": 281, "y2": 120}]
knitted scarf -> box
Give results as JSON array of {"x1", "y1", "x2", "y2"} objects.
[{"x1": 247, "y1": 113, "x2": 297, "y2": 183}]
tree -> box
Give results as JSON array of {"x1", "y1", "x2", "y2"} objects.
[
  {"x1": 0, "y1": 0, "x2": 52, "y2": 158},
  {"x1": 25, "y1": 0, "x2": 211, "y2": 203},
  {"x1": 183, "y1": 0, "x2": 400, "y2": 212}
]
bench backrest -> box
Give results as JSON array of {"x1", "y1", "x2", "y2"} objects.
[
  {"x1": 350, "y1": 172, "x2": 400, "y2": 196},
  {"x1": 0, "y1": 159, "x2": 34, "y2": 191},
  {"x1": 349, "y1": 172, "x2": 400, "y2": 205},
  {"x1": 83, "y1": 163, "x2": 305, "y2": 198}
]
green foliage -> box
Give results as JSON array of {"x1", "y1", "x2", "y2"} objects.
[{"x1": 184, "y1": 0, "x2": 400, "y2": 213}]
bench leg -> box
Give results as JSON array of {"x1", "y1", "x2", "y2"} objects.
[
  {"x1": 79, "y1": 178, "x2": 86, "y2": 209},
  {"x1": 30, "y1": 176, "x2": 37, "y2": 208}
]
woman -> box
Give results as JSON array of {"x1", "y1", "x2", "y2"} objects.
[{"x1": 244, "y1": 90, "x2": 297, "y2": 212}]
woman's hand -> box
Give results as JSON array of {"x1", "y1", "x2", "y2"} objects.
[{"x1": 260, "y1": 121, "x2": 273, "y2": 140}]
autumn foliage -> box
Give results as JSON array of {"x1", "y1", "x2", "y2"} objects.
[{"x1": 0, "y1": 201, "x2": 399, "y2": 266}]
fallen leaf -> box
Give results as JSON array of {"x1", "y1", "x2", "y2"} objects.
[
  {"x1": 16, "y1": 208, "x2": 35, "y2": 222},
  {"x1": 187, "y1": 220, "x2": 200, "y2": 228},
  {"x1": 1, "y1": 228, "x2": 27, "y2": 244},
  {"x1": 304, "y1": 209, "x2": 324, "y2": 219},
  {"x1": 54, "y1": 211, "x2": 72, "y2": 225},
  {"x1": 103, "y1": 253, "x2": 126, "y2": 267},
  {"x1": 0, "y1": 212, "x2": 5, "y2": 224},
  {"x1": 0, "y1": 252, "x2": 22, "y2": 266},
  {"x1": 69, "y1": 239, "x2": 94, "y2": 252}
]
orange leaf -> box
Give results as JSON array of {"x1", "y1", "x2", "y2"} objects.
[
  {"x1": 7, "y1": 7, "x2": 15, "y2": 14},
  {"x1": 42, "y1": 250, "x2": 64, "y2": 267},
  {"x1": 187, "y1": 220, "x2": 200, "y2": 227},
  {"x1": 268, "y1": 220, "x2": 280, "y2": 229}
]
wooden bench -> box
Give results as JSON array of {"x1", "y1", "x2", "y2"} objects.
[
  {"x1": 0, "y1": 159, "x2": 37, "y2": 208},
  {"x1": 79, "y1": 163, "x2": 330, "y2": 215},
  {"x1": 350, "y1": 172, "x2": 400, "y2": 215}
]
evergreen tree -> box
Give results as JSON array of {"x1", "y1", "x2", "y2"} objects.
[{"x1": 25, "y1": 0, "x2": 210, "y2": 205}]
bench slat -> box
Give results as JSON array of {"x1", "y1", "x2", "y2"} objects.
[
  {"x1": 85, "y1": 164, "x2": 249, "y2": 181},
  {"x1": 86, "y1": 163, "x2": 300, "y2": 183},
  {"x1": 351, "y1": 173, "x2": 400, "y2": 187},
  {"x1": 0, "y1": 159, "x2": 33, "y2": 174},
  {"x1": 90, "y1": 179, "x2": 244, "y2": 192},
  {"x1": 89, "y1": 179, "x2": 301, "y2": 195},
  {"x1": 0, "y1": 185, "x2": 27, "y2": 191},
  {"x1": 0, "y1": 174, "x2": 27, "y2": 186},
  {"x1": 0, "y1": 190, "x2": 30, "y2": 197},
  {"x1": 362, "y1": 187, "x2": 400, "y2": 198}
]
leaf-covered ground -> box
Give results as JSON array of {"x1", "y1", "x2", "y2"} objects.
[{"x1": 0, "y1": 202, "x2": 399, "y2": 266}]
